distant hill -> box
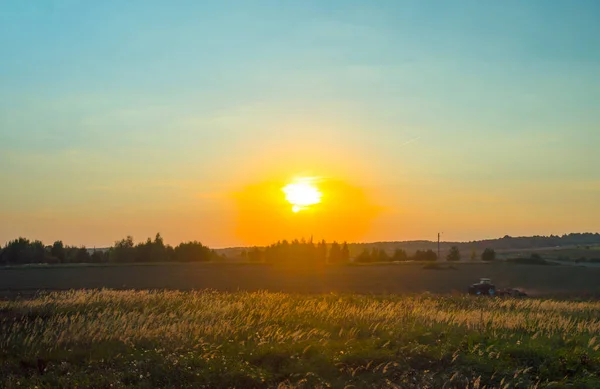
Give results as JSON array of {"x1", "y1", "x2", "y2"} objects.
[
  {"x1": 350, "y1": 233, "x2": 600, "y2": 252},
  {"x1": 215, "y1": 233, "x2": 600, "y2": 260}
]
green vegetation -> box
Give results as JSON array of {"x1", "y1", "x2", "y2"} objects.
[
  {"x1": 447, "y1": 246, "x2": 461, "y2": 262},
  {"x1": 0, "y1": 234, "x2": 219, "y2": 266},
  {"x1": 263, "y1": 239, "x2": 350, "y2": 266},
  {"x1": 5, "y1": 233, "x2": 600, "y2": 268},
  {"x1": 242, "y1": 240, "x2": 351, "y2": 267},
  {"x1": 353, "y1": 247, "x2": 438, "y2": 263},
  {"x1": 482, "y1": 248, "x2": 497, "y2": 262},
  {"x1": 392, "y1": 248, "x2": 408, "y2": 262},
  {"x1": 220, "y1": 241, "x2": 437, "y2": 265},
  {"x1": 2, "y1": 290, "x2": 600, "y2": 388}
]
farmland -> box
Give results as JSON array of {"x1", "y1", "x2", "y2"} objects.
[
  {"x1": 1, "y1": 261, "x2": 600, "y2": 298},
  {"x1": 2, "y1": 263, "x2": 600, "y2": 388},
  {"x1": 2, "y1": 289, "x2": 600, "y2": 388}
]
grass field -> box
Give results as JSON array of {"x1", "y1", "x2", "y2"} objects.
[{"x1": 2, "y1": 290, "x2": 600, "y2": 388}]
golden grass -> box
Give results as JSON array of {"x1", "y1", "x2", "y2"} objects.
[{"x1": 1, "y1": 290, "x2": 600, "y2": 388}]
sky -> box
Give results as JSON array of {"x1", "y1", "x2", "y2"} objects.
[{"x1": 1, "y1": 1, "x2": 599, "y2": 248}]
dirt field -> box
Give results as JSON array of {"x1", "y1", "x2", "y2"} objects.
[{"x1": 1, "y1": 262, "x2": 599, "y2": 298}]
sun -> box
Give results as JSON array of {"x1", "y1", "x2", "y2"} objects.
[{"x1": 282, "y1": 178, "x2": 322, "y2": 213}]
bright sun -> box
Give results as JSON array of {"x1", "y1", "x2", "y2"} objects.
[{"x1": 282, "y1": 178, "x2": 322, "y2": 213}]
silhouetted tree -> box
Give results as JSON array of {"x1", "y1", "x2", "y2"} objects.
[
  {"x1": 317, "y1": 240, "x2": 328, "y2": 264},
  {"x1": 110, "y1": 236, "x2": 135, "y2": 263},
  {"x1": 247, "y1": 247, "x2": 263, "y2": 262},
  {"x1": 341, "y1": 242, "x2": 350, "y2": 263},
  {"x1": 152, "y1": 233, "x2": 169, "y2": 262},
  {"x1": 447, "y1": 246, "x2": 461, "y2": 262},
  {"x1": 134, "y1": 233, "x2": 169, "y2": 262},
  {"x1": 75, "y1": 247, "x2": 91, "y2": 263},
  {"x1": 329, "y1": 242, "x2": 342, "y2": 264},
  {"x1": 173, "y1": 241, "x2": 214, "y2": 262},
  {"x1": 378, "y1": 249, "x2": 390, "y2": 262},
  {"x1": 262, "y1": 239, "x2": 325, "y2": 269},
  {"x1": 393, "y1": 248, "x2": 408, "y2": 262},
  {"x1": 51, "y1": 241, "x2": 66, "y2": 262},
  {"x1": 1, "y1": 238, "x2": 48, "y2": 264},
  {"x1": 355, "y1": 248, "x2": 372, "y2": 263},
  {"x1": 0, "y1": 233, "x2": 225, "y2": 266},
  {"x1": 413, "y1": 249, "x2": 437, "y2": 261},
  {"x1": 481, "y1": 248, "x2": 496, "y2": 261},
  {"x1": 470, "y1": 249, "x2": 477, "y2": 261},
  {"x1": 90, "y1": 249, "x2": 108, "y2": 263}
]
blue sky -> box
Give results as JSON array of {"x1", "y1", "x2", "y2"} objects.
[{"x1": 1, "y1": 1, "x2": 599, "y2": 247}]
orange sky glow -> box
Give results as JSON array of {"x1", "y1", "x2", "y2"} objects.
[{"x1": 233, "y1": 176, "x2": 382, "y2": 246}]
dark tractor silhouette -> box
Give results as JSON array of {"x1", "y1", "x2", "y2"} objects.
[
  {"x1": 468, "y1": 278, "x2": 496, "y2": 296},
  {"x1": 468, "y1": 278, "x2": 527, "y2": 298}
]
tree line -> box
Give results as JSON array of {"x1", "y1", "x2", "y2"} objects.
[
  {"x1": 445, "y1": 246, "x2": 496, "y2": 262},
  {"x1": 240, "y1": 242, "x2": 498, "y2": 264},
  {"x1": 353, "y1": 247, "x2": 496, "y2": 262},
  {"x1": 0, "y1": 235, "x2": 502, "y2": 266},
  {"x1": 0, "y1": 233, "x2": 220, "y2": 266},
  {"x1": 241, "y1": 239, "x2": 351, "y2": 267}
]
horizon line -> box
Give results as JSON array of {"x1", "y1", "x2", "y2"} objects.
[{"x1": 5, "y1": 232, "x2": 597, "y2": 251}]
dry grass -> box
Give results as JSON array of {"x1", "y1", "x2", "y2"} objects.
[{"x1": 1, "y1": 290, "x2": 600, "y2": 388}]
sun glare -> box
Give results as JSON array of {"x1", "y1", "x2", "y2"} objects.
[{"x1": 282, "y1": 179, "x2": 322, "y2": 213}]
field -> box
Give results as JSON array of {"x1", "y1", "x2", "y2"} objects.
[
  {"x1": 2, "y1": 263, "x2": 600, "y2": 388},
  {"x1": 2, "y1": 290, "x2": 600, "y2": 388},
  {"x1": 2, "y1": 262, "x2": 600, "y2": 298}
]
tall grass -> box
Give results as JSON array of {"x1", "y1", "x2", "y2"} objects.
[{"x1": 1, "y1": 290, "x2": 599, "y2": 388}]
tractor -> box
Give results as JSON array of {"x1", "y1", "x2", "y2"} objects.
[
  {"x1": 468, "y1": 278, "x2": 527, "y2": 298},
  {"x1": 468, "y1": 278, "x2": 496, "y2": 296}
]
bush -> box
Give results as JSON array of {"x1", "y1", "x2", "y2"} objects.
[
  {"x1": 173, "y1": 241, "x2": 215, "y2": 262},
  {"x1": 1, "y1": 238, "x2": 50, "y2": 265},
  {"x1": 481, "y1": 248, "x2": 496, "y2": 261},
  {"x1": 392, "y1": 248, "x2": 408, "y2": 262},
  {"x1": 413, "y1": 249, "x2": 437, "y2": 261},
  {"x1": 446, "y1": 246, "x2": 461, "y2": 262},
  {"x1": 355, "y1": 249, "x2": 372, "y2": 263}
]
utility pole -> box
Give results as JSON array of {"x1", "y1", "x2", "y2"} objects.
[{"x1": 437, "y1": 232, "x2": 442, "y2": 261}]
